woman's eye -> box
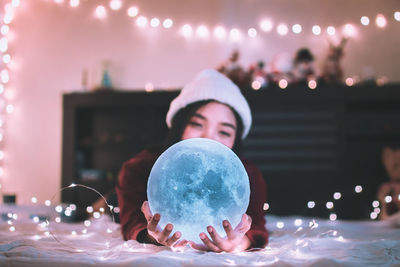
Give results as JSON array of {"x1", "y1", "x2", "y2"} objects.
[
  {"x1": 188, "y1": 121, "x2": 202, "y2": 127},
  {"x1": 219, "y1": 131, "x2": 231, "y2": 137}
]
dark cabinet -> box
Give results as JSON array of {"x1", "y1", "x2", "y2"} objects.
[{"x1": 62, "y1": 84, "x2": 400, "y2": 219}]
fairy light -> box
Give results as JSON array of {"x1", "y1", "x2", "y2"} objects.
[
  {"x1": 1, "y1": 25, "x2": 9, "y2": 35},
  {"x1": 343, "y1": 23, "x2": 356, "y2": 37},
  {"x1": 395, "y1": 12, "x2": 400, "y2": 22},
  {"x1": 333, "y1": 192, "x2": 342, "y2": 200},
  {"x1": 260, "y1": 19, "x2": 273, "y2": 32},
  {"x1": 84, "y1": 220, "x2": 91, "y2": 227},
  {"x1": 150, "y1": 18, "x2": 160, "y2": 28},
  {"x1": 0, "y1": 37, "x2": 8, "y2": 52},
  {"x1": 81, "y1": 229, "x2": 87, "y2": 234},
  {"x1": 12, "y1": 213, "x2": 17, "y2": 220},
  {"x1": 94, "y1": 6, "x2": 107, "y2": 19},
  {"x1": 329, "y1": 213, "x2": 337, "y2": 221},
  {"x1": 376, "y1": 14, "x2": 387, "y2": 28},
  {"x1": 278, "y1": 79, "x2": 288, "y2": 89},
  {"x1": 69, "y1": 0, "x2": 79, "y2": 8},
  {"x1": 263, "y1": 203, "x2": 269, "y2": 211},
  {"x1": 294, "y1": 219, "x2": 302, "y2": 226},
  {"x1": 374, "y1": 208, "x2": 380, "y2": 214},
  {"x1": 308, "y1": 79, "x2": 317, "y2": 89},
  {"x1": 54, "y1": 0, "x2": 64, "y2": 4},
  {"x1": 136, "y1": 16, "x2": 148, "y2": 28},
  {"x1": 55, "y1": 205, "x2": 63, "y2": 213},
  {"x1": 33, "y1": 216, "x2": 39, "y2": 223},
  {"x1": 181, "y1": 24, "x2": 193, "y2": 38},
  {"x1": 326, "y1": 26, "x2": 335, "y2": 36},
  {"x1": 99, "y1": 207, "x2": 105, "y2": 213},
  {"x1": 3, "y1": 54, "x2": 11, "y2": 64},
  {"x1": 312, "y1": 25, "x2": 321, "y2": 35},
  {"x1": 252, "y1": 80, "x2": 261, "y2": 90},
  {"x1": 55, "y1": 217, "x2": 61, "y2": 223},
  {"x1": 355, "y1": 185, "x2": 363, "y2": 193},
  {"x1": 345, "y1": 77, "x2": 354, "y2": 86},
  {"x1": 145, "y1": 82, "x2": 154, "y2": 92},
  {"x1": 385, "y1": 195, "x2": 392, "y2": 203},
  {"x1": 0, "y1": 150, "x2": 4, "y2": 160},
  {"x1": 292, "y1": 24, "x2": 302, "y2": 34},
  {"x1": 276, "y1": 221, "x2": 284, "y2": 229},
  {"x1": 163, "y1": 19, "x2": 173, "y2": 29},
  {"x1": 86, "y1": 206, "x2": 94, "y2": 213},
  {"x1": 248, "y1": 28, "x2": 257, "y2": 38},
  {"x1": 372, "y1": 200, "x2": 379, "y2": 208},
  {"x1": 93, "y1": 212, "x2": 101, "y2": 219},
  {"x1": 196, "y1": 25, "x2": 209, "y2": 38},
  {"x1": 307, "y1": 201, "x2": 315, "y2": 209},
  {"x1": 213, "y1": 26, "x2": 226, "y2": 39},
  {"x1": 31, "y1": 197, "x2": 38, "y2": 203},
  {"x1": 229, "y1": 28, "x2": 241, "y2": 41},
  {"x1": 370, "y1": 212, "x2": 378, "y2": 220},
  {"x1": 326, "y1": 201, "x2": 334, "y2": 209},
  {"x1": 360, "y1": 16, "x2": 370, "y2": 26},
  {"x1": 109, "y1": 0, "x2": 122, "y2": 11},
  {"x1": 277, "y1": 24, "x2": 288, "y2": 36},
  {"x1": 127, "y1": 6, "x2": 139, "y2": 17},
  {"x1": 9, "y1": 226, "x2": 15, "y2": 232}
]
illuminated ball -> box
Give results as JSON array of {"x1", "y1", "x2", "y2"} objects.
[{"x1": 147, "y1": 138, "x2": 250, "y2": 243}]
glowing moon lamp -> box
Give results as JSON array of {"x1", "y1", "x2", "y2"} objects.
[{"x1": 147, "y1": 138, "x2": 250, "y2": 243}]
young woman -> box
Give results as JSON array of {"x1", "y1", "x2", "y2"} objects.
[{"x1": 116, "y1": 69, "x2": 268, "y2": 252}]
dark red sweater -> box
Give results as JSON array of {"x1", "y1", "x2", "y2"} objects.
[{"x1": 116, "y1": 148, "x2": 269, "y2": 249}]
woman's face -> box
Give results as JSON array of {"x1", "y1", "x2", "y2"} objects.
[{"x1": 181, "y1": 102, "x2": 237, "y2": 149}]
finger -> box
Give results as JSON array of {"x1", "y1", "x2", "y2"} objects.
[
  {"x1": 148, "y1": 213, "x2": 160, "y2": 232},
  {"x1": 166, "y1": 231, "x2": 181, "y2": 247},
  {"x1": 189, "y1": 241, "x2": 208, "y2": 251},
  {"x1": 141, "y1": 201, "x2": 153, "y2": 221},
  {"x1": 223, "y1": 220, "x2": 235, "y2": 240},
  {"x1": 199, "y1": 232, "x2": 221, "y2": 252},
  {"x1": 234, "y1": 214, "x2": 251, "y2": 234},
  {"x1": 157, "y1": 223, "x2": 173, "y2": 244},
  {"x1": 173, "y1": 239, "x2": 188, "y2": 248},
  {"x1": 207, "y1": 226, "x2": 225, "y2": 248}
]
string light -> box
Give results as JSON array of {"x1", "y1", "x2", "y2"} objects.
[
  {"x1": 150, "y1": 18, "x2": 160, "y2": 28},
  {"x1": 308, "y1": 79, "x2": 317, "y2": 89},
  {"x1": 109, "y1": 0, "x2": 122, "y2": 11},
  {"x1": 333, "y1": 192, "x2": 342, "y2": 200},
  {"x1": 196, "y1": 25, "x2": 209, "y2": 38},
  {"x1": 263, "y1": 203, "x2": 269, "y2": 211},
  {"x1": 326, "y1": 26, "x2": 335, "y2": 36},
  {"x1": 395, "y1": 12, "x2": 400, "y2": 22},
  {"x1": 375, "y1": 14, "x2": 387, "y2": 28},
  {"x1": 277, "y1": 24, "x2": 288, "y2": 36},
  {"x1": 312, "y1": 25, "x2": 321, "y2": 35},
  {"x1": 326, "y1": 202, "x2": 334, "y2": 209},
  {"x1": 260, "y1": 19, "x2": 273, "y2": 32},
  {"x1": 248, "y1": 28, "x2": 257, "y2": 38},
  {"x1": 372, "y1": 200, "x2": 379, "y2": 208},
  {"x1": 307, "y1": 201, "x2": 316, "y2": 209},
  {"x1": 278, "y1": 79, "x2": 288, "y2": 89},
  {"x1": 127, "y1": 6, "x2": 139, "y2": 17},
  {"x1": 162, "y1": 19, "x2": 173, "y2": 29},
  {"x1": 355, "y1": 185, "x2": 363, "y2": 193},
  {"x1": 69, "y1": 0, "x2": 79, "y2": 8},
  {"x1": 213, "y1": 26, "x2": 226, "y2": 39},
  {"x1": 229, "y1": 28, "x2": 241, "y2": 41},
  {"x1": 95, "y1": 5, "x2": 107, "y2": 19},
  {"x1": 329, "y1": 214, "x2": 337, "y2": 221},
  {"x1": 384, "y1": 195, "x2": 392, "y2": 203},
  {"x1": 276, "y1": 221, "x2": 284, "y2": 229},
  {"x1": 181, "y1": 24, "x2": 193, "y2": 38},
  {"x1": 136, "y1": 16, "x2": 148, "y2": 28},
  {"x1": 292, "y1": 24, "x2": 302, "y2": 34},
  {"x1": 360, "y1": 16, "x2": 370, "y2": 26}
]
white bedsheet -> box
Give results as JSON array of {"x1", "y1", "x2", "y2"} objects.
[{"x1": 1, "y1": 204, "x2": 400, "y2": 267}]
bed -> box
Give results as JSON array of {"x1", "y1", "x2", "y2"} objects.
[{"x1": 1, "y1": 204, "x2": 400, "y2": 267}]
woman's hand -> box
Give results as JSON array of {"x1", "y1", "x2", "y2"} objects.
[
  {"x1": 190, "y1": 214, "x2": 252, "y2": 252},
  {"x1": 141, "y1": 201, "x2": 188, "y2": 247}
]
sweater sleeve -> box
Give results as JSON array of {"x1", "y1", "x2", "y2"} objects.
[
  {"x1": 116, "y1": 150, "x2": 158, "y2": 241},
  {"x1": 242, "y1": 158, "x2": 269, "y2": 248}
]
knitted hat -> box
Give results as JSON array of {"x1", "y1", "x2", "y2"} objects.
[{"x1": 166, "y1": 69, "x2": 252, "y2": 139}]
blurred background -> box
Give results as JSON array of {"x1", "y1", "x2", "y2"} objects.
[{"x1": 0, "y1": 0, "x2": 399, "y2": 220}]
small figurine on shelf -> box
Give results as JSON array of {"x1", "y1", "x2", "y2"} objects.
[
  {"x1": 290, "y1": 48, "x2": 316, "y2": 84},
  {"x1": 100, "y1": 60, "x2": 113, "y2": 89},
  {"x1": 320, "y1": 37, "x2": 348, "y2": 84},
  {"x1": 216, "y1": 50, "x2": 249, "y2": 89},
  {"x1": 378, "y1": 146, "x2": 400, "y2": 220}
]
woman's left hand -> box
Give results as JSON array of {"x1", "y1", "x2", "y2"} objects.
[{"x1": 189, "y1": 214, "x2": 252, "y2": 252}]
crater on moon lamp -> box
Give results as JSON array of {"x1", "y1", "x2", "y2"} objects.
[{"x1": 147, "y1": 138, "x2": 250, "y2": 243}]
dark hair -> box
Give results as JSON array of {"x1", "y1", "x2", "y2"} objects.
[{"x1": 163, "y1": 100, "x2": 244, "y2": 155}]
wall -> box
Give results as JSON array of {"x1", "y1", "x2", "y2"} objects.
[{"x1": 1, "y1": 0, "x2": 399, "y2": 204}]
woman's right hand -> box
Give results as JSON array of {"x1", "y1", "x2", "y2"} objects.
[{"x1": 141, "y1": 201, "x2": 187, "y2": 247}]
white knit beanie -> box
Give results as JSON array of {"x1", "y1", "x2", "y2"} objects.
[{"x1": 166, "y1": 69, "x2": 252, "y2": 139}]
